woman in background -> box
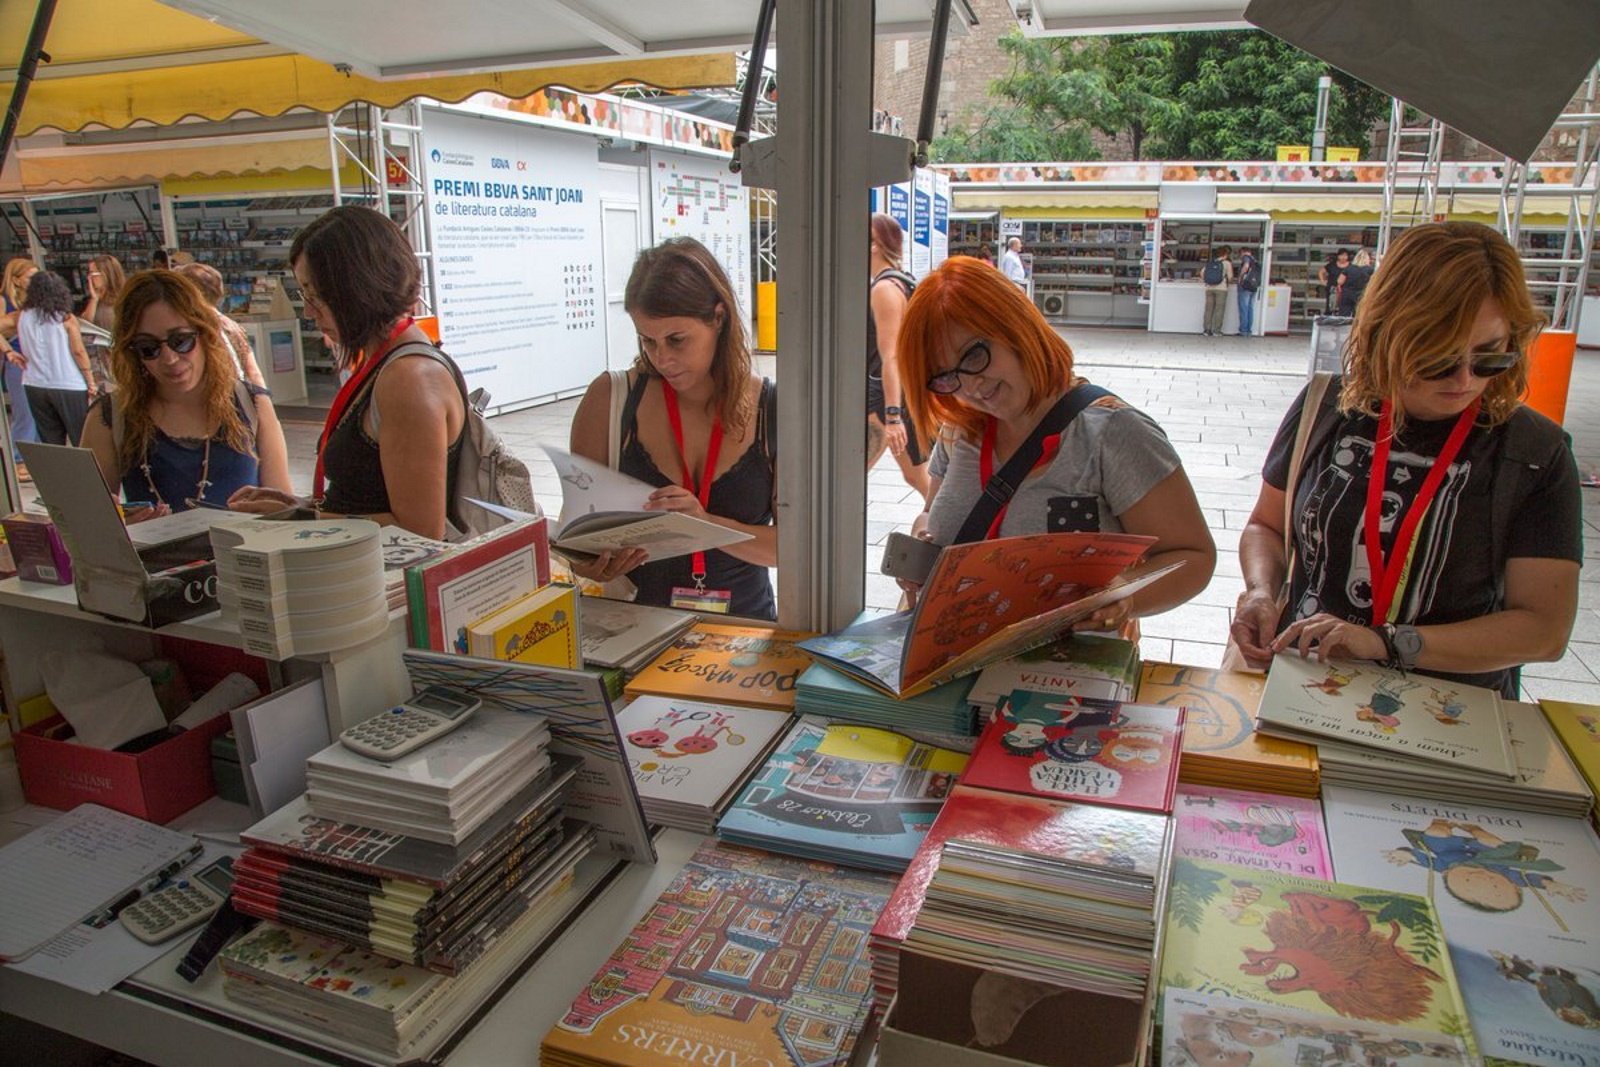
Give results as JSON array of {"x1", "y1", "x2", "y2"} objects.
[
  {"x1": 175, "y1": 261, "x2": 267, "y2": 387},
  {"x1": 81, "y1": 270, "x2": 289, "y2": 520},
  {"x1": 895, "y1": 256, "x2": 1214, "y2": 628},
  {"x1": 1336, "y1": 248, "x2": 1374, "y2": 316},
  {"x1": 1230, "y1": 222, "x2": 1579, "y2": 698},
  {"x1": 568, "y1": 238, "x2": 778, "y2": 619},
  {"x1": 77, "y1": 253, "x2": 125, "y2": 392},
  {"x1": 14, "y1": 271, "x2": 95, "y2": 446},
  {"x1": 1, "y1": 257, "x2": 40, "y2": 474},
  {"x1": 866, "y1": 212, "x2": 931, "y2": 502},
  {"x1": 227, "y1": 206, "x2": 465, "y2": 540}
]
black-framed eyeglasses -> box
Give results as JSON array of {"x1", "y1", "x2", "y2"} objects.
[
  {"x1": 128, "y1": 330, "x2": 200, "y2": 362},
  {"x1": 927, "y1": 340, "x2": 993, "y2": 395},
  {"x1": 1419, "y1": 350, "x2": 1521, "y2": 381}
]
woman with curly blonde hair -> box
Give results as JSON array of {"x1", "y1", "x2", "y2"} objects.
[
  {"x1": 80, "y1": 270, "x2": 289, "y2": 521},
  {"x1": 1232, "y1": 222, "x2": 1580, "y2": 697}
]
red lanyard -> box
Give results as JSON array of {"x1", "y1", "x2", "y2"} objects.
[
  {"x1": 661, "y1": 381, "x2": 724, "y2": 583},
  {"x1": 1364, "y1": 399, "x2": 1478, "y2": 624},
  {"x1": 313, "y1": 317, "x2": 415, "y2": 499},
  {"x1": 979, "y1": 416, "x2": 1062, "y2": 540}
]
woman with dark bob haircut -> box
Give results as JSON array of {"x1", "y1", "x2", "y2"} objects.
[
  {"x1": 1231, "y1": 222, "x2": 1581, "y2": 697},
  {"x1": 228, "y1": 206, "x2": 466, "y2": 539},
  {"x1": 567, "y1": 237, "x2": 778, "y2": 619}
]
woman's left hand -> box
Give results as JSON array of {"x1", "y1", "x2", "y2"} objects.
[
  {"x1": 643, "y1": 485, "x2": 708, "y2": 519},
  {"x1": 1272, "y1": 612, "x2": 1386, "y2": 662},
  {"x1": 1072, "y1": 597, "x2": 1132, "y2": 634}
]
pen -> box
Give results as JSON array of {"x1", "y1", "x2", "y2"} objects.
[
  {"x1": 86, "y1": 842, "x2": 204, "y2": 927},
  {"x1": 185, "y1": 497, "x2": 230, "y2": 511}
]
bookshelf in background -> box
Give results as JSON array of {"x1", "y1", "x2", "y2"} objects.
[{"x1": 1019, "y1": 218, "x2": 1149, "y2": 327}]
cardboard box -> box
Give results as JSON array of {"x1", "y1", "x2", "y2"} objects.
[
  {"x1": 878, "y1": 999, "x2": 1036, "y2": 1067},
  {"x1": 18, "y1": 442, "x2": 254, "y2": 627},
  {"x1": 14, "y1": 712, "x2": 231, "y2": 824}
]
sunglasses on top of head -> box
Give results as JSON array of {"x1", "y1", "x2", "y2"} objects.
[
  {"x1": 127, "y1": 329, "x2": 200, "y2": 362},
  {"x1": 926, "y1": 340, "x2": 993, "y2": 395},
  {"x1": 1418, "y1": 349, "x2": 1521, "y2": 381}
]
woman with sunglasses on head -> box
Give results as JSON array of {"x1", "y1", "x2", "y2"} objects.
[
  {"x1": 568, "y1": 238, "x2": 778, "y2": 620},
  {"x1": 80, "y1": 270, "x2": 289, "y2": 522},
  {"x1": 897, "y1": 256, "x2": 1215, "y2": 630},
  {"x1": 78, "y1": 254, "x2": 127, "y2": 392},
  {"x1": 227, "y1": 206, "x2": 466, "y2": 540},
  {"x1": 1230, "y1": 222, "x2": 1580, "y2": 697}
]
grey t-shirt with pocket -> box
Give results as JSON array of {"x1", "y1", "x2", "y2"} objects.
[{"x1": 925, "y1": 393, "x2": 1181, "y2": 545}]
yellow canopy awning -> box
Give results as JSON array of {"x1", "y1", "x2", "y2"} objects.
[
  {"x1": 1, "y1": 134, "x2": 333, "y2": 194},
  {"x1": 2, "y1": 0, "x2": 735, "y2": 136},
  {"x1": 954, "y1": 189, "x2": 1159, "y2": 211}
]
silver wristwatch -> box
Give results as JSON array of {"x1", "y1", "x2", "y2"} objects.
[{"x1": 1390, "y1": 624, "x2": 1424, "y2": 670}]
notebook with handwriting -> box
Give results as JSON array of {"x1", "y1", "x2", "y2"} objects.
[{"x1": 0, "y1": 803, "x2": 199, "y2": 962}]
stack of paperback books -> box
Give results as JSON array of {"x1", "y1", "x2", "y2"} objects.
[
  {"x1": 212, "y1": 518, "x2": 388, "y2": 659},
  {"x1": 1136, "y1": 661, "x2": 1320, "y2": 797},
  {"x1": 1543, "y1": 698, "x2": 1600, "y2": 828},
  {"x1": 575, "y1": 596, "x2": 695, "y2": 675},
  {"x1": 377, "y1": 527, "x2": 452, "y2": 612},
  {"x1": 304, "y1": 707, "x2": 551, "y2": 845},
  {"x1": 613, "y1": 695, "x2": 791, "y2": 832},
  {"x1": 966, "y1": 632, "x2": 1140, "y2": 725},
  {"x1": 235, "y1": 755, "x2": 591, "y2": 972},
  {"x1": 795, "y1": 661, "x2": 978, "y2": 735},
  {"x1": 541, "y1": 839, "x2": 893, "y2": 1067},
  {"x1": 717, "y1": 716, "x2": 969, "y2": 871}
]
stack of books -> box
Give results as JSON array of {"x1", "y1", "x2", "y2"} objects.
[
  {"x1": 795, "y1": 661, "x2": 977, "y2": 735},
  {"x1": 304, "y1": 707, "x2": 551, "y2": 846},
  {"x1": 575, "y1": 596, "x2": 694, "y2": 675},
  {"x1": 1317, "y1": 699, "x2": 1593, "y2": 816},
  {"x1": 624, "y1": 621, "x2": 813, "y2": 712},
  {"x1": 613, "y1": 695, "x2": 791, "y2": 832},
  {"x1": 234, "y1": 756, "x2": 591, "y2": 972},
  {"x1": 1540, "y1": 698, "x2": 1600, "y2": 826},
  {"x1": 1172, "y1": 785, "x2": 1333, "y2": 879},
  {"x1": 212, "y1": 518, "x2": 388, "y2": 659},
  {"x1": 1136, "y1": 661, "x2": 1321, "y2": 797},
  {"x1": 717, "y1": 716, "x2": 968, "y2": 871},
  {"x1": 378, "y1": 527, "x2": 452, "y2": 612},
  {"x1": 461, "y1": 582, "x2": 580, "y2": 668},
  {"x1": 541, "y1": 838, "x2": 893, "y2": 1067},
  {"x1": 403, "y1": 518, "x2": 557, "y2": 662},
  {"x1": 966, "y1": 632, "x2": 1140, "y2": 725}
]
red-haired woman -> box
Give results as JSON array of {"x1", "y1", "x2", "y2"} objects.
[
  {"x1": 897, "y1": 255, "x2": 1215, "y2": 629},
  {"x1": 1231, "y1": 223, "x2": 1580, "y2": 696}
]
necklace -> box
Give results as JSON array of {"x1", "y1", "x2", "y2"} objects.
[{"x1": 141, "y1": 434, "x2": 213, "y2": 510}]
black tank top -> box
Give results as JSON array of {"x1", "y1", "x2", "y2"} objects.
[
  {"x1": 320, "y1": 346, "x2": 466, "y2": 527},
  {"x1": 866, "y1": 269, "x2": 914, "y2": 381},
  {"x1": 618, "y1": 372, "x2": 777, "y2": 620}
]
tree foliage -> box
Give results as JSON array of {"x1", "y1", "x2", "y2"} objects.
[{"x1": 931, "y1": 29, "x2": 1388, "y2": 163}]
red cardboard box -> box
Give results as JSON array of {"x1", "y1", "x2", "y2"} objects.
[{"x1": 14, "y1": 712, "x2": 232, "y2": 824}]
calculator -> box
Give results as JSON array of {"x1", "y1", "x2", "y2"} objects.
[
  {"x1": 338, "y1": 685, "x2": 482, "y2": 762},
  {"x1": 120, "y1": 856, "x2": 234, "y2": 945}
]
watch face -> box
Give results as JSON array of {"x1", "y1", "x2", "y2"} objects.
[{"x1": 1394, "y1": 627, "x2": 1424, "y2": 659}]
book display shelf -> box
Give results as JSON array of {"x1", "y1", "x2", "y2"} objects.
[
  {"x1": 1018, "y1": 219, "x2": 1149, "y2": 326},
  {"x1": 1268, "y1": 223, "x2": 1379, "y2": 329},
  {"x1": 947, "y1": 216, "x2": 997, "y2": 260}
]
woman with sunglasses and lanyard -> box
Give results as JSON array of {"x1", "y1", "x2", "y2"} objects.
[
  {"x1": 896, "y1": 256, "x2": 1215, "y2": 630},
  {"x1": 81, "y1": 270, "x2": 290, "y2": 521},
  {"x1": 1230, "y1": 222, "x2": 1580, "y2": 697}
]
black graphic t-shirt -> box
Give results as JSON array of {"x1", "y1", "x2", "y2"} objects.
[{"x1": 1263, "y1": 385, "x2": 1582, "y2": 696}]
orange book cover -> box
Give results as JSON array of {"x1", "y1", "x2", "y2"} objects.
[
  {"x1": 1136, "y1": 661, "x2": 1319, "y2": 784},
  {"x1": 623, "y1": 622, "x2": 813, "y2": 711}
]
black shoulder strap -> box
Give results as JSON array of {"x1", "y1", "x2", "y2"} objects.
[
  {"x1": 953, "y1": 383, "x2": 1111, "y2": 544},
  {"x1": 759, "y1": 377, "x2": 777, "y2": 468}
]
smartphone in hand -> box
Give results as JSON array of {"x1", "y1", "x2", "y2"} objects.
[{"x1": 880, "y1": 531, "x2": 942, "y2": 585}]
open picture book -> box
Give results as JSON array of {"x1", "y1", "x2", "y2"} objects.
[
  {"x1": 540, "y1": 446, "x2": 751, "y2": 564},
  {"x1": 799, "y1": 531, "x2": 1175, "y2": 698}
]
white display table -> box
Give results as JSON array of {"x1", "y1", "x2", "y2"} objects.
[{"x1": 1147, "y1": 281, "x2": 1292, "y2": 336}]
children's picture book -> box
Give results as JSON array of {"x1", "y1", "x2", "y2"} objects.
[
  {"x1": 1446, "y1": 921, "x2": 1600, "y2": 1066},
  {"x1": 575, "y1": 596, "x2": 693, "y2": 671},
  {"x1": 717, "y1": 717, "x2": 967, "y2": 871},
  {"x1": 798, "y1": 531, "x2": 1170, "y2": 698},
  {"x1": 966, "y1": 631, "x2": 1140, "y2": 710},
  {"x1": 1173, "y1": 786, "x2": 1332, "y2": 880},
  {"x1": 541, "y1": 446, "x2": 752, "y2": 563},
  {"x1": 1258, "y1": 654, "x2": 1515, "y2": 779},
  {"x1": 1320, "y1": 785, "x2": 1600, "y2": 938},
  {"x1": 961, "y1": 695, "x2": 1184, "y2": 813},
  {"x1": 624, "y1": 621, "x2": 813, "y2": 712},
  {"x1": 463, "y1": 583, "x2": 580, "y2": 668},
  {"x1": 1162, "y1": 858, "x2": 1474, "y2": 1040},
  {"x1": 1543, "y1": 699, "x2": 1600, "y2": 800},
  {"x1": 1159, "y1": 988, "x2": 1473, "y2": 1067},
  {"x1": 615, "y1": 695, "x2": 791, "y2": 821},
  {"x1": 541, "y1": 839, "x2": 893, "y2": 1067},
  {"x1": 404, "y1": 519, "x2": 552, "y2": 652},
  {"x1": 1137, "y1": 661, "x2": 1318, "y2": 796}
]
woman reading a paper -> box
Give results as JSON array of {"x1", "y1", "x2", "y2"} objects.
[
  {"x1": 227, "y1": 207, "x2": 466, "y2": 540},
  {"x1": 1230, "y1": 222, "x2": 1580, "y2": 697},
  {"x1": 81, "y1": 270, "x2": 290, "y2": 519},
  {"x1": 895, "y1": 256, "x2": 1215, "y2": 628},
  {"x1": 568, "y1": 238, "x2": 777, "y2": 620}
]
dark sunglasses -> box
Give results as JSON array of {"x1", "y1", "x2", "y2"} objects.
[
  {"x1": 128, "y1": 330, "x2": 200, "y2": 362},
  {"x1": 1419, "y1": 350, "x2": 1521, "y2": 381},
  {"x1": 927, "y1": 340, "x2": 993, "y2": 395}
]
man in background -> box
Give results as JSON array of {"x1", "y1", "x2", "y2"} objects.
[
  {"x1": 1202, "y1": 244, "x2": 1233, "y2": 336},
  {"x1": 1000, "y1": 237, "x2": 1027, "y2": 290}
]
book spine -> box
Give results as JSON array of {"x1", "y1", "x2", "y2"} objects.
[{"x1": 405, "y1": 564, "x2": 430, "y2": 647}]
